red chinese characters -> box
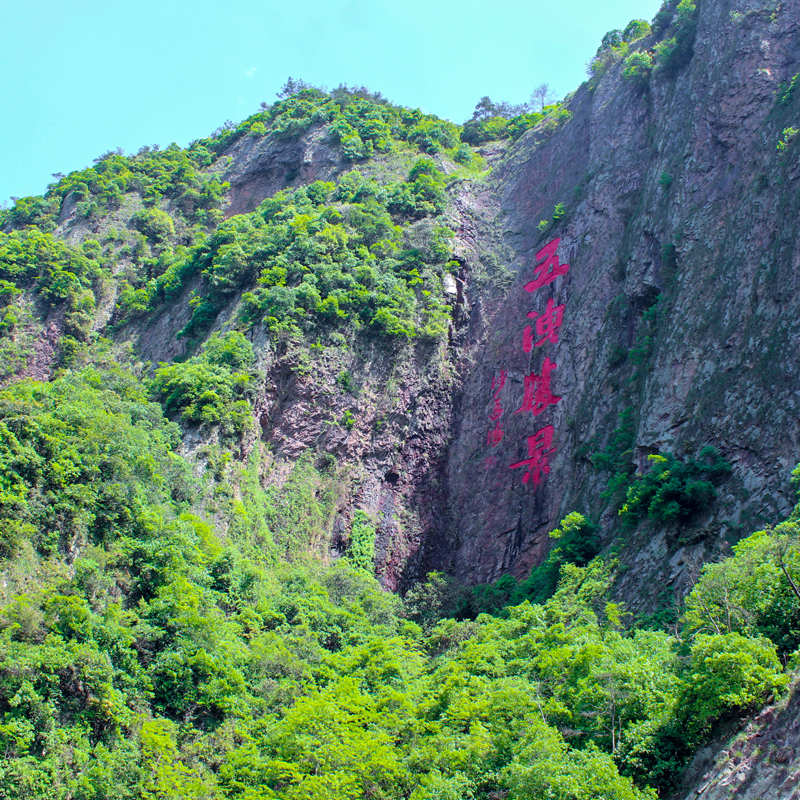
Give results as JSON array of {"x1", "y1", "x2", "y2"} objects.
[
  {"x1": 487, "y1": 370, "x2": 507, "y2": 447},
  {"x1": 483, "y1": 237, "x2": 569, "y2": 489},
  {"x1": 524, "y1": 238, "x2": 570, "y2": 293},
  {"x1": 523, "y1": 297, "x2": 566, "y2": 352},
  {"x1": 515, "y1": 357, "x2": 561, "y2": 416},
  {"x1": 509, "y1": 425, "x2": 556, "y2": 486}
]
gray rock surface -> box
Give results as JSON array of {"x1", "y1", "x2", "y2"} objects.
[
  {"x1": 426, "y1": 0, "x2": 800, "y2": 602},
  {"x1": 678, "y1": 679, "x2": 800, "y2": 800}
]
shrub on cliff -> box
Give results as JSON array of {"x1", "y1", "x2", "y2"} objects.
[
  {"x1": 151, "y1": 331, "x2": 256, "y2": 432},
  {"x1": 655, "y1": 0, "x2": 698, "y2": 75},
  {"x1": 678, "y1": 633, "x2": 787, "y2": 737},
  {"x1": 623, "y1": 19, "x2": 652, "y2": 41},
  {"x1": 587, "y1": 29, "x2": 629, "y2": 79},
  {"x1": 131, "y1": 207, "x2": 175, "y2": 243},
  {"x1": 0, "y1": 229, "x2": 105, "y2": 309},
  {"x1": 216, "y1": 166, "x2": 454, "y2": 344},
  {"x1": 0, "y1": 366, "x2": 190, "y2": 557},
  {"x1": 683, "y1": 523, "x2": 800, "y2": 657},
  {"x1": 6, "y1": 145, "x2": 227, "y2": 234},
  {"x1": 619, "y1": 446, "x2": 731, "y2": 524},
  {"x1": 623, "y1": 52, "x2": 654, "y2": 83}
]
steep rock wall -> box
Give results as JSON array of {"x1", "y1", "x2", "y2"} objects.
[
  {"x1": 425, "y1": 0, "x2": 800, "y2": 601},
  {"x1": 38, "y1": 0, "x2": 800, "y2": 597}
]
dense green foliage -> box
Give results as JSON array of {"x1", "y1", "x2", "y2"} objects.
[
  {"x1": 0, "y1": 376, "x2": 663, "y2": 799},
  {"x1": 0, "y1": 353, "x2": 782, "y2": 800},
  {"x1": 461, "y1": 95, "x2": 572, "y2": 145},
  {"x1": 586, "y1": 19, "x2": 651, "y2": 83},
  {"x1": 218, "y1": 85, "x2": 462, "y2": 160},
  {"x1": 0, "y1": 367, "x2": 191, "y2": 560},
  {"x1": 347, "y1": 510, "x2": 376, "y2": 572},
  {"x1": 0, "y1": 361, "x2": 792, "y2": 800},
  {"x1": 619, "y1": 447, "x2": 731, "y2": 524},
  {"x1": 591, "y1": 410, "x2": 731, "y2": 525},
  {"x1": 170, "y1": 167, "x2": 457, "y2": 344},
  {"x1": 622, "y1": 52, "x2": 654, "y2": 83},
  {"x1": 2, "y1": 144, "x2": 226, "y2": 233},
  {"x1": 1, "y1": 456, "x2": 795, "y2": 800},
  {"x1": 684, "y1": 522, "x2": 800, "y2": 657},
  {"x1": 151, "y1": 332, "x2": 256, "y2": 432}
]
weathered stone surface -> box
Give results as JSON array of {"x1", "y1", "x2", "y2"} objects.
[
  {"x1": 420, "y1": 0, "x2": 800, "y2": 600},
  {"x1": 676, "y1": 678, "x2": 800, "y2": 800},
  {"x1": 222, "y1": 126, "x2": 343, "y2": 216}
]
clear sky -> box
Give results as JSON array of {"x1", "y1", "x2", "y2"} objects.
[{"x1": 1, "y1": 0, "x2": 662, "y2": 205}]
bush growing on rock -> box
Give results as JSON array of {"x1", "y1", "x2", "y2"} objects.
[
  {"x1": 619, "y1": 447, "x2": 731, "y2": 524},
  {"x1": 132, "y1": 207, "x2": 175, "y2": 242}
]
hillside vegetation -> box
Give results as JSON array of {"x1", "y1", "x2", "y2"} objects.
[{"x1": 0, "y1": 363, "x2": 797, "y2": 798}]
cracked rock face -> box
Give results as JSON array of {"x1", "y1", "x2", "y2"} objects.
[
  {"x1": 414, "y1": 0, "x2": 800, "y2": 602},
  {"x1": 677, "y1": 679, "x2": 800, "y2": 800},
  {"x1": 222, "y1": 127, "x2": 343, "y2": 216}
]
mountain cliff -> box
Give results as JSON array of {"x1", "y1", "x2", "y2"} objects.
[
  {"x1": 440, "y1": 0, "x2": 800, "y2": 604},
  {"x1": 10, "y1": 0, "x2": 800, "y2": 605},
  {"x1": 2, "y1": 0, "x2": 800, "y2": 795},
  {"x1": 9, "y1": 0, "x2": 793, "y2": 607}
]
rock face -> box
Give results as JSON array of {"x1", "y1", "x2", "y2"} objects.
[
  {"x1": 677, "y1": 678, "x2": 800, "y2": 800},
  {"x1": 417, "y1": 0, "x2": 800, "y2": 601},
  {"x1": 146, "y1": 0, "x2": 800, "y2": 599},
  {"x1": 27, "y1": 0, "x2": 800, "y2": 601},
  {"x1": 221, "y1": 126, "x2": 343, "y2": 216}
]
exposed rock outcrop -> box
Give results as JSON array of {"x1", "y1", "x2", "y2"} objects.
[
  {"x1": 678, "y1": 678, "x2": 800, "y2": 800},
  {"x1": 421, "y1": 0, "x2": 800, "y2": 603}
]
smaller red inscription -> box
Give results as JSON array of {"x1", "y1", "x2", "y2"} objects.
[
  {"x1": 525, "y1": 238, "x2": 570, "y2": 293},
  {"x1": 484, "y1": 455, "x2": 498, "y2": 469},
  {"x1": 487, "y1": 370, "x2": 508, "y2": 447},
  {"x1": 515, "y1": 357, "x2": 562, "y2": 416},
  {"x1": 523, "y1": 298, "x2": 566, "y2": 352},
  {"x1": 509, "y1": 425, "x2": 556, "y2": 486},
  {"x1": 487, "y1": 426, "x2": 504, "y2": 447}
]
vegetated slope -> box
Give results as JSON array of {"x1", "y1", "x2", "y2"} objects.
[
  {"x1": 0, "y1": 84, "x2": 495, "y2": 591},
  {"x1": 0, "y1": 360, "x2": 798, "y2": 799},
  {"x1": 8, "y1": 0, "x2": 795, "y2": 613}
]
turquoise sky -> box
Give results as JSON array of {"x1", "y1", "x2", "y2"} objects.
[{"x1": 1, "y1": 0, "x2": 662, "y2": 204}]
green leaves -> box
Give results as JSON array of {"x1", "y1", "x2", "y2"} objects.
[
  {"x1": 151, "y1": 332, "x2": 256, "y2": 432},
  {"x1": 654, "y1": 0, "x2": 699, "y2": 76},
  {"x1": 131, "y1": 208, "x2": 175, "y2": 243},
  {"x1": 231, "y1": 166, "x2": 452, "y2": 343},
  {"x1": 0, "y1": 369, "x2": 189, "y2": 554},
  {"x1": 618, "y1": 447, "x2": 731, "y2": 524},
  {"x1": 0, "y1": 228, "x2": 103, "y2": 304},
  {"x1": 683, "y1": 524, "x2": 800, "y2": 656},
  {"x1": 347, "y1": 511, "x2": 376, "y2": 572},
  {"x1": 680, "y1": 633, "x2": 787, "y2": 735},
  {"x1": 622, "y1": 51, "x2": 654, "y2": 83}
]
